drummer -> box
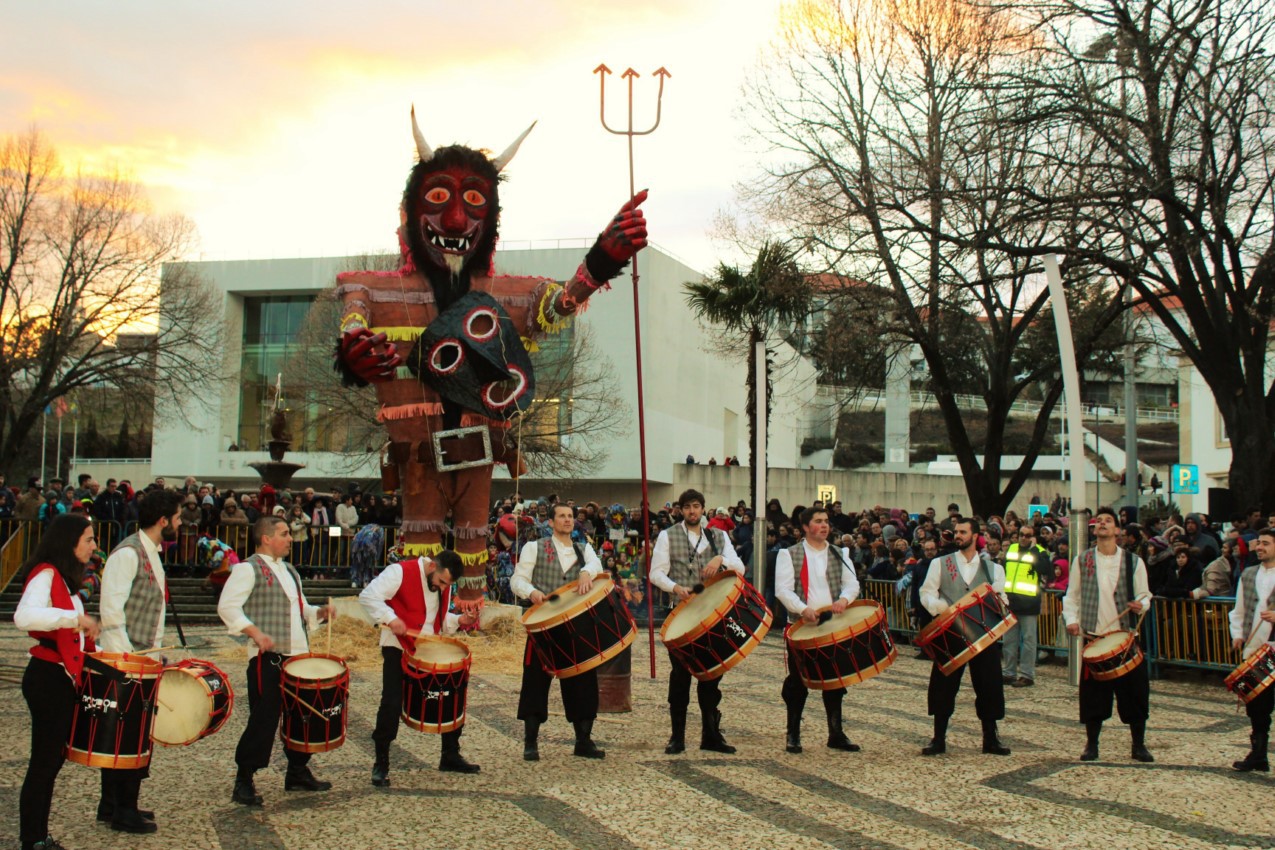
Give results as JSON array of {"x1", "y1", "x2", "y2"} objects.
[
  {"x1": 359, "y1": 549, "x2": 479, "y2": 783},
  {"x1": 775, "y1": 506, "x2": 862, "y2": 754},
  {"x1": 514, "y1": 503, "x2": 606, "y2": 760},
  {"x1": 96, "y1": 488, "x2": 184, "y2": 835},
  {"x1": 1063, "y1": 507, "x2": 1153, "y2": 762},
  {"x1": 14, "y1": 514, "x2": 101, "y2": 850},
  {"x1": 1227, "y1": 527, "x2": 1275, "y2": 772},
  {"x1": 218, "y1": 516, "x2": 336, "y2": 806},
  {"x1": 918, "y1": 516, "x2": 1012, "y2": 757},
  {"x1": 649, "y1": 488, "x2": 746, "y2": 755}
]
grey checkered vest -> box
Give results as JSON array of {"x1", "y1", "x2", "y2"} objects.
[
  {"x1": 113, "y1": 533, "x2": 165, "y2": 650},
  {"x1": 527, "y1": 537, "x2": 587, "y2": 596},
  {"x1": 664, "y1": 524, "x2": 727, "y2": 587},
  {"x1": 1238, "y1": 566, "x2": 1275, "y2": 637},
  {"x1": 1078, "y1": 547, "x2": 1133, "y2": 633},
  {"x1": 241, "y1": 554, "x2": 309, "y2": 655},
  {"x1": 785, "y1": 542, "x2": 846, "y2": 623},
  {"x1": 936, "y1": 551, "x2": 995, "y2": 606}
]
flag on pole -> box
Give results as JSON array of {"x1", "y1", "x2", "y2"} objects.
[{"x1": 53, "y1": 397, "x2": 69, "y2": 418}]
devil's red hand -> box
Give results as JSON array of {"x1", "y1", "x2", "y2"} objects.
[
  {"x1": 339, "y1": 328, "x2": 401, "y2": 383},
  {"x1": 596, "y1": 189, "x2": 649, "y2": 263}
]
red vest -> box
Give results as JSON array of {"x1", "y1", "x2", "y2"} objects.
[
  {"x1": 387, "y1": 558, "x2": 450, "y2": 653},
  {"x1": 25, "y1": 564, "x2": 94, "y2": 678}
]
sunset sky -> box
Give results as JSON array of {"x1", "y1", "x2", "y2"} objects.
[{"x1": 4, "y1": 0, "x2": 792, "y2": 274}]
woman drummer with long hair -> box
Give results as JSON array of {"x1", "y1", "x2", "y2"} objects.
[{"x1": 13, "y1": 513, "x2": 101, "y2": 850}]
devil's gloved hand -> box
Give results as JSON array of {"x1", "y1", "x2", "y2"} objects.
[
  {"x1": 334, "y1": 328, "x2": 402, "y2": 387},
  {"x1": 584, "y1": 189, "x2": 649, "y2": 283}
]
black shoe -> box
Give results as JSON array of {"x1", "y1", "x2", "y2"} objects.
[
  {"x1": 1233, "y1": 733, "x2": 1269, "y2": 772},
  {"x1": 573, "y1": 719, "x2": 606, "y2": 759},
  {"x1": 97, "y1": 806, "x2": 154, "y2": 823},
  {"x1": 1080, "y1": 744, "x2": 1099, "y2": 761},
  {"x1": 666, "y1": 707, "x2": 687, "y2": 754},
  {"x1": 1131, "y1": 744, "x2": 1155, "y2": 763},
  {"x1": 700, "y1": 709, "x2": 737, "y2": 754},
  {"x1": 665, "y1": 736, "x2": 685, "y2": 755},
  {"x1": 983, "y1": 738, "x2": 1012, "y2": 756},
  {"x1": 284, "y1": 767, "x2": 332, "y2": 792},
  {"x1": 111, "y1": 809, "x2": 158, "y2": 834},
  {"x1": 439, "y1": 751, "x2": 481, "y2": 774},
  {"x1": 785, "y1": 731, "x2": 803, "y2": 754},
  {"x1": 1013, "y1": 677, "x2": 1035, "y2": 688},
  {"x1": 523, "y1": 742, "x2": 540, "y2": 761},
  {"x1": 524, "y1": 720, "x2": 541, "y2": 761},
  {"x1": 30, "y1": 836, "x2": 67, "y2": 850},
  {"x1": 371, "y1": 762, "x2": 390, "y2": 787},
  {"x1": 827, "y1": 734, "x2": 861, "y2": 752},
  {"x1": 921, "y1": 737, "x2": 946, "y2": 756},
  {"x1": 232, "y1": 777, "x2": 263, "y2": 806}
]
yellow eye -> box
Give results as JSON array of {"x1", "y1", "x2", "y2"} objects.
[
  {"x1": 463, "y1": 189, "x2": 486, "y2": 206},
  {"x1": 424, "y1": 187, "x2": 450, "y2": 204}
]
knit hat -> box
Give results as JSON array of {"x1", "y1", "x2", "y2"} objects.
[
  {"x1": 882, "y1": 524, "x2": 897, "y2": 541},
  {"x1": 202, "y1": 494, "x2": 215, "y2": 506}
]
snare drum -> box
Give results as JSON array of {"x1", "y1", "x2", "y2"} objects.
[
  {"x1": 1224, "y1": 643, "x2": 1275, "y2": 703},
  {"x1": 402, "y1": 636, "x2": 471, "y2": 734},
  {"x1": 67, "y1": 652, "x2": 164, "y2": 769},
  {"x1": 280, "y1": 653, "x2": 349, "y2": 753},
  {"x1": 660, "y1": 571, "x2": 773, "y2": 681},
  {"x1": 522, "y1": 575, "x2": 637, "y2": 678},
  {"x1": 786, "y1": 601, "x2": 897, "y2": 689},
  {"x1": 152, "y1": 659, "x2": 234, "y2": 747},
  {"x1": 916, "y1": 584, "x2": 1017, "y2": 676},
  {"x1": 1081, "y1": 631, "x2": 1144, "y2": 681}
]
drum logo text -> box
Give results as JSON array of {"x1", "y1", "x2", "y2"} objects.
[
  {"x1": 725, "y1": 618, "x2": 747, "y2": 639},
  {"x1": 425, "y1": 690, "x2": 453, "y2": 701},
  {"x1": 81, "y1": 695, "x2": 118, "y2": 713}
]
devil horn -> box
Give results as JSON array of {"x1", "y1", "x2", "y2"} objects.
[
  {"x1": 410, "y1": 105, "x2": 433, "y2": 162},
  {"x1": 492, "y1": 121, "x2": 537, "y2": 172}
]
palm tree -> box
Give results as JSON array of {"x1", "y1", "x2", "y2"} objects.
[{"x1": 683, "y1": 242, "x2": 812, "y2": 516}]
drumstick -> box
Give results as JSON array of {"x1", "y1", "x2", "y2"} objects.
[
  {"x1": 379, "y1": 624, "x2": 424, "y2": 640},
  {"x1": 326, "y1": 597, "x2": 333, "y2": 655},
  {"x1": 133, "y1": 645, "x2": 181, "y2": 656},
  {"x1": 1093, "y1": 602, "x2": 1139, "y2": 637}
]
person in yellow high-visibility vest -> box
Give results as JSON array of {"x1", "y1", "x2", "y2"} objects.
[{"x1": 1001, "y1": 526, "x2": 1054, "y2": 687}]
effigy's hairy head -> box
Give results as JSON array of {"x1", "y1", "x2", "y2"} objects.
[{"x1": 402, "y1": 108, "x2": 534, "y2": 282}]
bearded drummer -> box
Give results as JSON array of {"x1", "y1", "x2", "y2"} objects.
[
  {"x1": 1063, "y1": 507, "x2": 1153, "y2": 763},
  {"x1": 513, "y1": 503, "x2": 605, "y2": 760},
  {"x1": 649, "y1": 488, "x2": 746, "y2": 755},
  {"x1": 775, "y1": 506, "x2": 862, "y2": 754},
  {"x1": 918, "y1": 516, "x2": 1012, "y2": 757},
  {"x1": 359, "y1": 549, "x2": 479, "y2": 783},
  {"x1": 218, "y1": 516, "x2": 336, "y2": 806},
  {"x1": 1227, "y1": 527, "x2": 1275, "y2": 772},
  {"x1": 96, "y1": 489, "x2": 183, "y2": 835}
]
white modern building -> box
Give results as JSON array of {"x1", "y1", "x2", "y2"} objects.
[{"x1": 145, "y1": 245, "x2": 818, "y2": 505}]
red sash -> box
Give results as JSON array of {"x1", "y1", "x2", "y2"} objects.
[{"x1": 25, "y1": 564, "x2": 94, "y2": 679}]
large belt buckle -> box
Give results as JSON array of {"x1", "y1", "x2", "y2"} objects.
[{"x1": 432, "y1": 426, "x2": 493, "y2": 472}]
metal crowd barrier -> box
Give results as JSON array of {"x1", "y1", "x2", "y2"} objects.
[{"x1": 860, "y1": 580, "x2": 1245, "y2": 675}]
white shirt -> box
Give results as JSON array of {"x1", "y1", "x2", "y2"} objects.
[
  {"x1": 99, "y1": 532, "x2": 166, "y2": 653},
  {"x1": 920, "y1": 550, "x2": 1008, "y2": 617},
  {"x1": 511, "y1": 537, "x2": 603, "y2": 600},
  {"x1": 649, "y1": 521, "x2": 745, "y2": 593},
  {"x1": 1229, "y1": 564, "x2": 1275, "y2": 657},
  {"x1": 14, "y1": 569, "x2": 86, "y2": 654},
  {"x1": 1062, "y1": 546, "x2": 1152, "y2": 632},
  {"x1": 359, "y1": 558, "x2": 460, "y2": 648},
  {"x1": 775, "y1": 541, "x2": 859, "y2": 616},
  {"x1": 218, "y1": 553, "x2": 320, "y2": 658}
]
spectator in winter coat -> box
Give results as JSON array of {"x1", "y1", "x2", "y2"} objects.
[{"x1": 1191, "y1": 543, "x2": 1236, "y2": 600}]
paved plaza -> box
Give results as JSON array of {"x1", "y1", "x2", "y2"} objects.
[{"x1": 2, "y1": 624, "x2": 1272, "y2": 850}]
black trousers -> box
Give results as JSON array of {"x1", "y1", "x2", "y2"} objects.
[
  {"x1": 927, "y1": 644, "x2": 1005, "y2": 720},
  {"x1": 516, "y1": 638, "x2": 598, "y2": 723},
  {"x1": 372, "y1": 646, "x2": 467, "y2": 748},
  {"x1": 21, "y1": 657, "x2": 76, "y2": 845},
  {"x1": 235, "y1": 653, "x2": 310, "y2": 776},
  {"x1": 101, "y1": 764, "x2": 149, "y2": 813},
  {"x1": 1247, "y1": 684, "x2": 1275, "y2": 736},
  {"x1": 1078, "y1": 655, "x2": 1150, "y2": 724},
  {"x1": 667, "y1": 650, "x2": 723, "y2": 714},
  {"x1": 781, "y1": 645, "x2": 845, "y2": 718}
]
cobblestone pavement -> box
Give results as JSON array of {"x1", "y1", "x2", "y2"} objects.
[{"x1": 2, "y1": 625, "x2": 1272, "y2": 850}]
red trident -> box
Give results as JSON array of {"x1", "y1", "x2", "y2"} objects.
[{"x1": 593, "y1": 63, "x2": 669, "y2": 679}]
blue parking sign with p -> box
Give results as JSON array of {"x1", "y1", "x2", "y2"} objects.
[{"x1": 1171, "y1": 464, "x2": 1199, "y2": 495}]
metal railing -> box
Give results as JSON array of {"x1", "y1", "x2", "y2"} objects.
[
  {"x1": 0, "y1": 523, "x2": 31, "y2": 593},
  {"x1": 860, "y1": 580, "x2": 1245, "y2": 675}
]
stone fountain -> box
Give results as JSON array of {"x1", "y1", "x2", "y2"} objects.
[{"x1": 248, "y1": 375, "x2": 305, "y2": 489}]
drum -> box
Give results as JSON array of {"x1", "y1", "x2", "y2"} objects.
[
  {"x1": 660, "y1": 571, "x2": 773, "y2": 681},
  {"x1": 402, "y1": 636, "x2": 471, "y2": 734},
  {"x1": 152, "y1": 659, "x2": 234, "y2": 747},
  {"x1": 522, "y1": 574, "x2": 637, "y2": 678},
  {"x1": 916, "y1": 583, "x2": 1017, "y2": 676},
  {"x1": 280, "y1": 653, "x2": 349, "y2": 753},
  {"x1": 1081, "y1": 631, "x2": 1144, "y2": 681},
  {"x1": 786, "y1": 600, "x2": 897, "y2": 689},
  {"x1": 1224, "y1": 643, "x2": 1275, "y2": 703},
  {"x1": 67, "y1": 652, "x2": 163, "y2": 769}
]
